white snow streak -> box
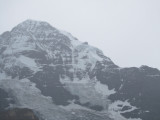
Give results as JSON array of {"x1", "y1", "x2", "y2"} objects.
[{"x1": 108, "y1": 100, "x2": 142, "y2": 120}]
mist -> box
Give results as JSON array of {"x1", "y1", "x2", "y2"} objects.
[{"x1": 0, "y1": 0, "x2": 160, "y2": 69}]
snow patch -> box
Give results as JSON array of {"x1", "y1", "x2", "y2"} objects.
[
  {"x1": 108, "y1": 100, "x2": 141, "y2": 120},
  {"x1": 94, "y1": 81, "x2": 116, "y2": 96},
  {"x1": 60, "y1": 76, "x2": 111, "y2": 108},
  {"x1": 18, "y1": 55, "x2": 40, "y2": 72}
]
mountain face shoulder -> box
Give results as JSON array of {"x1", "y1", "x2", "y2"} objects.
[{"x1": 0, "y1": 19, "x2": 160, "y2": 120}]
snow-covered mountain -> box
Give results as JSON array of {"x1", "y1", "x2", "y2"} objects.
[{"x1": 0, "y1": 20, "x2": 160, "y2": 120}]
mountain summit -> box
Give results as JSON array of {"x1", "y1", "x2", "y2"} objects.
[
  {"x1": 0, "y1": 20, "x2": 160, "y2": 120},
  {"x1": 12, "y1": 19, "x2": 54, "y2": 32}
]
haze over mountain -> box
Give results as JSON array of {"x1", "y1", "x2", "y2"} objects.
[{"x1": 0, "y1": 20, "x2": 160, "y2": 120}]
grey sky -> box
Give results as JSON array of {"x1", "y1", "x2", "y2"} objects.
[{"x1": 0, "y1": 0, "x2": 160, "y2": 69}]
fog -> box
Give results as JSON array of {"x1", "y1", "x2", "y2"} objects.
[{"x1": 0, "y1": 0, "x2": 160, "y2": 69}]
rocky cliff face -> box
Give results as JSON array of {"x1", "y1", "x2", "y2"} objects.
[{"x1": 0, "y1": 20, "x2": 160, "y2": 120}]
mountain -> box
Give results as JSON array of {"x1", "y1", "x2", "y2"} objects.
[{"x1": 0, "y1": 20, "x2": 160, "y2": 120}]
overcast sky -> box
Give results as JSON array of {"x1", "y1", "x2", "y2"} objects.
[{"x1": 0, "y1": 0, "x2": 160, "y2": 69}]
